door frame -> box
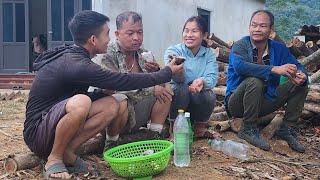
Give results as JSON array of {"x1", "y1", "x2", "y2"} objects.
[
  {"x1": 0, "y1": 1, "x2": 3, "y2": 71},
  {"x1": 0, "y1": 0, "x2": 29, "y2": 73}
]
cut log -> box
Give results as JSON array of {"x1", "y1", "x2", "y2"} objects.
[
  {"x1": 218, "y1": 62, "x2": 228, "y2": 72},
  {"x1": 287, "y1": 41, "x2": 304, "y2": 58},
  {"x1": 215, "y1": 47, "x2": 230, "y2": 63},
  {"x1": 206, "y1": 38, "x2": 225, "y2": 49},
  {"x1": 227, "y1": 41, "x2": 234, "y2": 48},
  {"x1": 4, "y1": 134, "x2": 105, "y2": 173},
  {"x1": 261, "y1": 114, "x2": 284, "y2": 139},
  {"x1": 76, "y1": 134, "x2": 105, "y2": 155},
  {"x1": 209, "y1": 34, "x2": 230, "y2": 48},
  {"x1": 309, "y1": 84, "x2": 320, "y2": 93},
  {"x1": 296, "y1": 41, "x2": 314, "y2": 57},
  {"x1": 210, "y1": 111, "x2": 228, "y2": 121},
  {"x1": 306, "y1": 91, "x2": 320, "y2": 103},
  {"x1": 306, "y1": 41, "x2": 319, "y2": 52},
  {"x1": 209, "y1": 120, "x2": 230, "y2": 132},
  {"x1": 301, "y1": 110, "x2": 314, "y2": 119},
  {"x1": 4, "y1": 153, "x2": 42, "y2": 173},
  {"x1": 214, "y1": 106, "x2": 225, "y2": 113},
  {"x1": 217, "y1": 72, "x2": 227, "y2": 86},
  {"x1": 213, "y1": 86, "x2": 226, "y2": 96},
  {"x1": 229, "y1": 118, "x2": 243, "y2": 132},
  {"x1": 311, "y1": 69, "x2": 320, "y2": 83},
  {"x1": 304, "y1": 102, "x2": 320, "y2": 113},
  {"x1": 299, "y1": 49, "x2": 320, "y2": 66}
]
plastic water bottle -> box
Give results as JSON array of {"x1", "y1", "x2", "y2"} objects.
[
  {"x1": 185, "y1": 112, "x2": 193, "y2": 155},
  {"x1": 174, "y1": 109, "x2": 190, "y2": 167},
  {"x1": 208, "y1": 139, "x2": 249, "y2": 160}
]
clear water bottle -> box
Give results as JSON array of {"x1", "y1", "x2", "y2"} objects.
[
  {"x1": 174, "y1": 109, "x2": 190, "y2": 167},
  {"x1": 208, "y1": 139, "x2": 249, "y2": 160},
  {"x1": 185, "y1": 112, "x2": 193, "y2": 155}
]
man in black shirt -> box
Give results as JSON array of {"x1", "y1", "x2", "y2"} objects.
[{"x1": 24, "y1": 11, "x2": 183, "y2": 179}]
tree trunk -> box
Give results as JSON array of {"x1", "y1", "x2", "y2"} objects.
[
  {"x1": 214, "y1": 106, "x2": 225, "y2": 113},
  {"x1": 304, "y1": 102, "x2": 320, "y2": 113},
  {"x1": 229, "y1": 118, "x2": 243, "y2": 132},
  {"x1": 306, "y1": 91, "x2": 320, "y2": 103},
  {"x1": 296, "y1": 41, "x2": 314, "y2": 57},
  {"x1": 299, "y1": 49, "x2": 320, "y2": 66},
  {"x1": 215, "y1": 47, "x2": 230, "y2": 63},
  {"x1": 261, "y1": 114, "x2": 284, "y2": 140},
  {"x1": 218, "y1": 62, "x2": 228, "y2": 72},
  {"x1": 306, "y1": 41, "x2": 319, "y2": 52},
  {"x1": 217, "y1": 72, "x2": 227, "y2": 86},
  {"x1": 206, "y1": 38, "x2": 225, "y2": 49},
  {"x1": 209, "y1": 120, "x2": 231, "y2": 132},
  {"x1": 210, "y1": 111, "x2": 228, "y2": 121},
  {"x1": 209, "y1": 34, "x2": 230, "y2": 48},
  {"x1": 287, "y1": 42, "x2": 304, "y2": 58},
  {"x1": 311, "y1": 69, "x2": 320, "y2": 83},
  {"x1": 213, "y1": 86, "x2": 226, "y2": 96},
  {"x1": 4, "y1": 134, "x2": 105, "y2": 173},
  {"x1": 309, "y1": 84, "x2": 320, "y2": 93},
  {"x1": 301, "y1": 110, "x2": 314, "y2": 120},
  {"x1": 4, "y1": 153, "x2": 42, "y2": 174}
]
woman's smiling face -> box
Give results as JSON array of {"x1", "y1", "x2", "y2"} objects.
[{"x1": 183, "y1": 21, "x2": 204, "y2": 52}]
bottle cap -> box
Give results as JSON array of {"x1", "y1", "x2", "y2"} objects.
[
  {"x1": 178, "y1": 109, "x2": 184, "y2": 113},
  {"x1": 185, "y1": 112, "x2": 190, "y2": 117}
]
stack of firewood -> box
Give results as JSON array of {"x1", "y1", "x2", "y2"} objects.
[
  {"x1": 287, "y1": 37, "x2": 320, "y2": 73},
  {"x1": 205, "y1": 32, "x2": 320, "y2": 135},
  {"x1": 296, "y1": 25, "x2": 320, "y2": 43}
]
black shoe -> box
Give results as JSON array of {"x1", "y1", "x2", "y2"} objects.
[
  {"x1": 238, "y1": 124, "x2": 271, "y2": 151},
  {"x1": 275, "y1": 124, "x2": 305, "y2": 153}
]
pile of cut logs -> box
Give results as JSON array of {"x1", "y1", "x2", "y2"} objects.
[{"x1": 206, "y1": 31, "x2": 320, "y2": 136}]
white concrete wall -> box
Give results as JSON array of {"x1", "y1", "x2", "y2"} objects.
[{"x1": 92, "y1": 0, "x2": 265, "y2": 60}]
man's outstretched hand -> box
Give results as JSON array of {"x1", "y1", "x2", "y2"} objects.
[{"x1": 167, "y1": 57, "x2": 184, "y2": 75}]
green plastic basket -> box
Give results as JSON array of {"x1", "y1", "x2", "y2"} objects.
[{"x1": 103, "y1": 140, "x2": 173, "y2": 178}]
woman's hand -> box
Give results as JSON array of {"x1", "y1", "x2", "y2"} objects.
[{"x1": 189, "y1": 78, "x2": 204, "y2": 93}]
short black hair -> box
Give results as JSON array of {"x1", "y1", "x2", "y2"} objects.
[
  {"x1": 116, "y1": 11, "x2": 142, "y2": 30},
  {"x1": 250, "y1": 10, "x2": 274, "y2": 27},
  {"x1": 68, "y1": 10, "x2": 110, "y2": 45}
]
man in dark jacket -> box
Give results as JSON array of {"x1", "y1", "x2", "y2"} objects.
[
  {"x1": 23, "y1": 11, "x2": 183, "y2": 179},
  {"x1": 225, "y1": 10, "x2": 308, "y2": 153}
]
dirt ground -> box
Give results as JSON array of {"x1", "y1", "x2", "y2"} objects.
[{"x1": 0, "y1": 90, "x2": 320, "y2": 179}]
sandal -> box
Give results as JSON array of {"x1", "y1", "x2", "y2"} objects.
[
  {"x1": 66, "y1": 157, "x2": 89, "y2": 174},
  {"x1": 194, "y1": 122, "x2": 222, "y2": 139},
  {"x1": 43, "y1": 162, "x2": 71, "y2": 179}
]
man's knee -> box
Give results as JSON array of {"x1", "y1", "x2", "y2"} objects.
[
  {"x1": 191, "y1": 90, "x2": 215, "y2": 105},
  {"x1": 102, "y1": 96, "x2": 120, "y2": 118},
  {"x1": 67, "y1": 94, "x2": 92, "y2": 117},
  {"x1": 243, "y1": 77, "x2": 264, "y2": 89},
  {"x1": 173, "y1": 83, "x2": 189, "y2": 97},
  {"x1": 118, "y1": 99, "x2": 128, "y2": 116}
]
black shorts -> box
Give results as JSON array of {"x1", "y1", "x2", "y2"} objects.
[{"x1": 30, "y1": 99, "x2": 68, "y2": 158}]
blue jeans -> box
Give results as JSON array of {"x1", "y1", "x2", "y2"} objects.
[{"x1": 169, "y1": 83, "x2": 216, "y2": 123}]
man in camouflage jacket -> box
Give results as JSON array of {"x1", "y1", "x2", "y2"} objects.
[{"x1": 95, "y1": 11, "x2": 173, "y2": 149}]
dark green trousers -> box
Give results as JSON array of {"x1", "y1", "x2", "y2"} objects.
[{"x1": 228, "y1": 77, "x2": 308, "y2": 124}]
